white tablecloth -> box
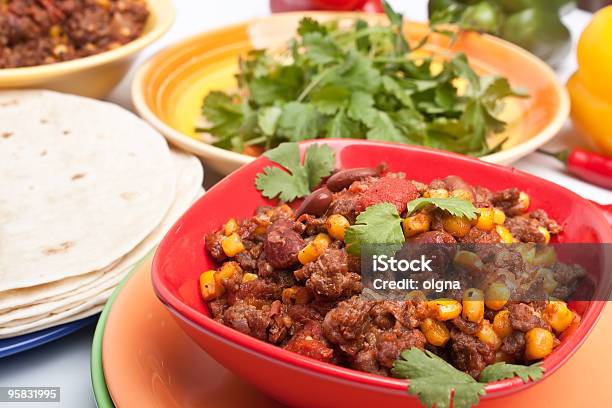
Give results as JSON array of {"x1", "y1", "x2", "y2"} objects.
[{"x1": 0, "y1": 1, "x2": 609, "y2": 407}]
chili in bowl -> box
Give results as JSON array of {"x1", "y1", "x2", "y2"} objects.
[{"x1": 152, "y1": 140, "x2": 611, "y2": 408}]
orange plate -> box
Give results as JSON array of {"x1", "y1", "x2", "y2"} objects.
[
  {"x1": 103, "y1": 258, "x2": 612, "y2": 407},
  {"x1": 132, "y1": 12, "x2": 569, "y2": 174}
]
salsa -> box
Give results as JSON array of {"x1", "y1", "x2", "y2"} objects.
[
  {"x1": 200, "y1": 164, "x2": 584, "y2": 380},
  {"x1": 0, "y1": 0, "x2": 149, "y2": 69}
]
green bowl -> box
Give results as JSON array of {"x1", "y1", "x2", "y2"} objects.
[{"x1": 90, "y1": 257, "x2": 146, "y2": 408}]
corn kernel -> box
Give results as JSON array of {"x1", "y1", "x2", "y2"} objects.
[
  {"x1": 462, "y1": 288, "x2": 485, "y2": 323},
  {"x1": 223, "y1": 218, "x2": 239, "y2": 236},
  {"x1": 241, "y1": 273, "x2": 258, "y2": 283},
  {"x1": 221, "y1": 232, "x2": 245, "y2": 257},
  {"x1": 537, "y1": 268, "x2": 558, "y2": 295},
  {"x1": 516, "y1": 192, "x2": 530, "y2": 213},
  {"x1": 493, "y1": 310, "x2": 512, "y2": 338},
  {"x1": 442, "y1": 215, "x2": 472, "y2": 237},
  {"x1": 425, "y1": 188, "x2": 449, "y2": 199},
  {"x1": 326, "y1": 214, "x2": 350, "y2": 241},
  {"x1": 538, "y1": 226, "x2": 551, "y2": 244},
  {"x1": 450, "y1": 188, "x2": 473, "y2": 201},
  {"x1": 525, "y1": 328, "x2": 554, "y2": 360},
  {"x1": 199, "y1": 270, "x2": 222, "y2": 300},
  {"x1": 49, "y1": 25, "x2": 62, "y2": 38},
  {"x1": 420, "y1": 318, "x2": 450, "y2": 347},
  {"x1": 298, "y1": 233, "x2": 331, "y2": 265},
  {"x1": 282, "y1": 286, "x2": 312, "y2": 305},
  {"x1": 402, "y1": 213, "x2": 431, "y2": 238},
  {"x1": 533, "y1": 246, "x2": 557, "y2": 267},
  {"x1": 516, "y1": 243, "x2": 536, "y2": 263},
  {"x1": 477, "y1": 320, "x2": 502, "y2": 350},
  {"x1": 485, "y1": 282, "x2": 510, "y2": 311},
  {"x1": 475, "y1": 207, "x2": 495, "y2": 231},
  {"x1": 496, "y1": 225, "x2": 514, "y2": 243},
  {"x1": 405, "y1": 290, "x2": 427, "y2": 302},
  {"x1": 453, "y1": 250, "x2": 483, "y2": 275},
  {"x1": 493, "y1": 208, "x2": 506, "y2": 225},
  {"x1": 253, "y1": 217, "x2": 270, "y2": 235},
  {"x1": 429, "y1": 299, "x2": 462, "y2": 321},
  {"x1": 544, "y1": 301, "x2": 573, "y2": 333}
]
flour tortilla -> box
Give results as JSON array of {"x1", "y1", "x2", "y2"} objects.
[
  {"x1": 0, "y1": 150, "x2": 202, "y2": 311},
  {"x1": 0, "y1": 90, "x2": 176, "y2": 292},
  {"x1": 0, "y1": 291, "x2": 111, "y2": 338},
  {"x1": 0, "y1": 154, "x2": 203, "y2": 328},
  {"x1": 0, "y1": 151, "x2": 203, "y2": 328}
]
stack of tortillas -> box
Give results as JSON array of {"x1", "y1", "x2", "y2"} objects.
[{"x1": 0, "y1": 90, "x2": 203, "y2": 338}]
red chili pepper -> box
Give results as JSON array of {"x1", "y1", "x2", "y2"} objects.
[{"x1": 539, "y1": 148, "x2": 612, "y2": 190}]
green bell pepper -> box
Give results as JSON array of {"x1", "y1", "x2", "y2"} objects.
[{"x1": 428, "y1": 0, "x2": 574, "y2": 67}]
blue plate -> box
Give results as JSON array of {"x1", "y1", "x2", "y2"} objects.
[{"x1": 0, "y1": 315, "x2": 99, "y2": 358}]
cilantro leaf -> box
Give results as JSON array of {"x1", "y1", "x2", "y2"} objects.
[
  {"x1": 344, "y1": 203, "x2": 404, "y2": 255},
  {"x1": 407, "y1": 197, "x2": 479, "y2": 220},
  {"x1": 366, "y1": 111, "x2": 405, "y2": 142},
  {"x1": 327, "y1": 110, "x2": 361, "y2": 139},
  {"x1": 304, "y1": 143, "x2": 335, "y2": 189},
  {"x1": 297, "y1": 17, "x2": 327, "y2": 36},
  {"x1": 255, "y1": 166, "x2": 309, "y2": 202},
  {"x1": 347, "y1": 92, "x2": 377, "y2": 126},
  {"x1": 479, "y1": 362, "x2": 544, "y2": 384},
  {"x1": 257, "y1": 106, "x2": 282, "y2": 136},
  {"x1": 392, "y1": 348, "x2": 486, "y2": 408},
  {"x1": 199, "y1": 91, "x2": 243, "y2": 136},
  {"x1": 277, "y1": 102, "x2": 323, "y2": 141},
  {"x1": 303, "y1": 32, "x2": 344, "y2": 65},
  {"x1": 311, "y1": 85, "x2": 350, "y2": 115},
  {"x1": 255, "y1": 142, "x2": 335, "y2": 202}
]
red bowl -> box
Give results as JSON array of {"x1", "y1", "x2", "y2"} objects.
[{"x1": 152, "y1": 140, "x2": 612, "y2": 407}]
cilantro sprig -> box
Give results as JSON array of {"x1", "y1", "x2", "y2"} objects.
[
  {"x1": 197, "y1": 1, "x2": 526, "y2": 156},
  {"x1": 344, "y1": 203, "x2": 405, "y2": 255},
  {"x1": 392, "y1": 348, "x2": 545, "y2": 408},
  {"x1": 407, "y1": 197, "x2": 479, "y2": 220},
  {"x1": 255, "y1": 142, "x2": 335, "y2": 202},
  {"x1": 479, "y1": 362, "x2": 544, "y2": 383}
]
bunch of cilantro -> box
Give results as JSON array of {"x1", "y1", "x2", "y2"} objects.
[{"x1": 197, "y1": 1, "x2": 526, "y2": 156}]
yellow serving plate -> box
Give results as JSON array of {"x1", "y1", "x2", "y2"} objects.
[{"x1": 132, "y1": 12, "x2": 569, "y2": 174}]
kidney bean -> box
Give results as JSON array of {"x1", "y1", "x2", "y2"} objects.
[
  {"x1": 326, "y1": 168, "x2": 378, "y2": 192},
  {"x1": 264, "y1": 219, "x2": 305, "y2": 269},
  {"x1": 296, "y1": 187, "x2": 333, "y2": 217}
]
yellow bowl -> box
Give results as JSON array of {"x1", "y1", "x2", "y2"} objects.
[
  {"x1": 0, "y1": 0, "x2": 174, "y2": 99},
  {"x1": 132, "y1": 12, "x2": 569, "y2": 175}
]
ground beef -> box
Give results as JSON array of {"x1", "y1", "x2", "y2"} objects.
[
  {"x1": 0, "y1": 0, "x2": 149, "y2": 68},
  {"x1": 322, "y1": 297, "x2": 372, "y2": 356},
  {"x1": 205, "y1": 230, "x2": 227, "y2": 262},
  {"x1": 328, "y1": 189, "x2": 360, "y2": 222},
  {"x1": 492, "y1": 188, "x2": 523, "y2": 216},
  {"x1": 376, "y1": 329, "x2": 426, "y2": 368},
  {"x1": 284, "y1": 321, "x2": 334, "y2": 362},
  {"x1": 450, "y1": 329, "x2": 495, "y2": 379},
  {"x1": 501, "y1": 330, "x2": 526, "y2": 361},
  {"x1": 296, "y1": 249, "x2": 361, "y2": 300},
  {"x1": 507, "y1": 303, "x2": 551, "y2": 332}
]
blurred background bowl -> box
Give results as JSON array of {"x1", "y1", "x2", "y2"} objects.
[{"x1": 0, "y1": 0, "x2": 174, "y2": 99}]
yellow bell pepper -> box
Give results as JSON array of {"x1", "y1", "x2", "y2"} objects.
[{"x1": 567, "y1": 6, "x2": 612, "y2": 155}]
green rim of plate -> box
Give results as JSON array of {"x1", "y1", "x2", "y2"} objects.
[{"x1": 90, "y1": 255, "x2": 151, "y2": 408}]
